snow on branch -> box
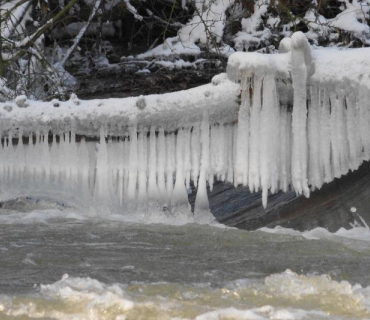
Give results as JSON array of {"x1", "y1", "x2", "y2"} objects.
[{"x1": 58, "y1": 0, "x2": 102, "y2": 67}]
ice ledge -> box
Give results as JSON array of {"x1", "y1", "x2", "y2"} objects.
[
  {"x1": 0, "y1": 73, "x2": 240, "y2": 136},
  {"x1": 227, "y1": 32, "x2": 370, "y2": 92}
]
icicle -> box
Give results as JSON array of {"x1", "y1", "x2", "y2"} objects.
[
  {"x1": 68, "y1": 131, "x2": 78, "y2": 188},
  {"x1": 286, "y1": 112, "x2": 292, "y2": 189},
  {"x1": 166, "y1": 133, "x2": 175, "y2": 209},
  {"x1": 308, "y1": 86, "x2": 322, "y2": 190},
  {"x1": 320, "y1": 89, "x2": 332, "y2": 183},
  {"x1": 217, "y1": 123, "x2": 226, "y2": 181},
  {"x1": 291, "y1": 39, "x2": 310, "y2": 198},
  {"x1": 147, "y1": 126, "x2": 160, "y2": 208},
  {"x1": 114, "y1": 137, "x2": 123, "y2": 197},
  {"x1": 107, "y1": 137, "x2": 116, "y2": 193},
  {"x1": 157, "y1": 128, "x2": 167, "y2": 208},
  {"x1": 127, "y1": 125, "x2": 138, "y2": 206},
  {"x1": 116, "y1": 138, "x2": 125, "y2": 206},
  {"x1": 0, "y1": 132, "x2": 3, "y2": 182},
  {"x1": 234, "y1": 76, "x2": 250, "y2": 187},
  {"x1": 226, "y1": 124, "x2": 234, "y2": 184},
  {"x1": 209, "y1": 125, "x2": 217, "y2": 191},
  {"x1": 260, "y1": 75, "x2": 279, "y2": 208},
  {"x1": 183, "y1": 128, "x2": 191, "y2": 190},
  {"x1": 94, "y1": 127, "x2": 115, "y2": 206},
  {"x1": 336, "y1": 90, "x2": 349, "y2": 176},
  {"x1": 26, "y1": 132, "x2": 36, "y2": 183},
  {"x1": 40, "y1": 132, "x2": 51, "y2": 184},
  {"x1": 270, "y1": 77, "x2": 280, "y2": 195},
  {"x1": 6, "y1": 131, "x2": 14, "y2": 183},
  {"x1": 346, "y1": 94, "x2": 362, "y2": 170},
  {"x1": 49, "y1": 133, "x2": 59, "y2": 184},
  {"x1": 248, "y1": 75, "x2": 263, "y2": 192},
  {"x1": 191, "y1": 125, "x2": 201, "y2": 188},
  {"x1": 358, "y1": 86, "x2": 370, "y2": 160},
  {"x1": 14, "y1": 129, "x2": 26, "y2": 182},
  {"x1": 172, "y1": 128, "x2": 190, "y2": 213},
  {"x1": 194, "y1": 110, "x2": 214, "y2": 223},
  {"x1": 329, "y1": 91, "x2": 342, "y2": 179},
  {"x1": 233, "y1": 122, "x2": 238, "y2": 184},
  {"x1": 279, "y1": 105, "x2": 290, "y2": 192},
  {"x1": 77, "y1": 136, "x2": 91, "y2": 198},
  {"x1": 137, "y1": 130, "x2": 148, "y2": 211},
  {"x1": 122, "y1": 135, "x2": 131, "y2": 201},
  {"x1": 57, "y1": 132, "x2": 68, "y2": 185}
]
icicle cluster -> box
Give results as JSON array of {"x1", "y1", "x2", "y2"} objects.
[
  {"x1": 1, "y1": 32, "x2": 370, "y2": 215},
  {"x1": 1, "y1": 78, "x2": 369, "y2": 213},
  {"x1": 222, "y1": 31, "x2": 370, "y2": 207},
  {"x1": 0, "y1": 80, "x2": 368, "y2": 216},
  {"x1": 232, "y1": 70, "x2": 370, "y2": 207},
  {"x1": 0, "y1": 118, "x2": 237, "y2": 221}
]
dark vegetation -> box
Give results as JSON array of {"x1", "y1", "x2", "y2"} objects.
[{"x1": 0, "y1": 0, "x2": 369, "y2": 101}]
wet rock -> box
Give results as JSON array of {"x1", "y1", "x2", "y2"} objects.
[
  {"x1": 0, "y1": 197, "x2": 65, "y2": 212},
  {"x1": 212, "y1": 161, "x2": 370, "y2": 232}
]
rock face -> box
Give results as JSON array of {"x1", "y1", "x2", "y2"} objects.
[{"x1": 212, "y1": 161, "x2": 370, "y2": 232}]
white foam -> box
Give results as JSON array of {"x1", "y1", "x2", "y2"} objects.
[
  {"x1": 0, "y1": 209, "x2": 87, "y2": 225},
  {"x1": 196, "y1": 306, "x2": 329, "y2": 320},
  {"x1": 259, "y1": 225, "x2": 370, "y2": 243},
  {"x1": 1, "y1": 270, "x2": 370, "y2": 319}
]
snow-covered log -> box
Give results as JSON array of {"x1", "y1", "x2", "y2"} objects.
[
  {"x1": 1, "y1": 32, "x2": 370, "y2": 220},
  {"x1": 0, "y1": 74, "x2": 239, "y2": 136}
]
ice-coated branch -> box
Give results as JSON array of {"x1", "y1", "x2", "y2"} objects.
[
  {"x1": 124, "y1": 0, "x2": 143, "y2": 21},
  {"x1": 290, "y1": 31, "x2": 313, "y2": 198},
  {"x1": 3, "y1": 0, "x2": 79, "y2": 62},
  {"x1": 58, "y1": 0, "x2": 102, "y2": 68},
  {"x1": 291, "y1": 31, "x2": 315, "y2": 79}
]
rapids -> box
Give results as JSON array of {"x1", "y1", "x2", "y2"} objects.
[{"x1": 0, "y1": 204, "x2": 369, "y2": 319}]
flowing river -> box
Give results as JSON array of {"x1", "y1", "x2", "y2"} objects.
[{"x1": 0, "y1": 202, "x2": 370, "y2": 320}]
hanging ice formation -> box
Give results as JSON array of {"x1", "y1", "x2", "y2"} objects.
[
  {"x1": 0, "y1": 32, "x2": 370, "y2": 220},
  {"x1": 227, "y1": 31, "x2": 370, "y2": 207}
]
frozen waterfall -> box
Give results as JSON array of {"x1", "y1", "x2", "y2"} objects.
[{"x1": 1, "y1": 32, "x2": 370, "y2": 220}]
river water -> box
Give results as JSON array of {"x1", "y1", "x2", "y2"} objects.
[{"x1": 0, "y1": 204, "x2": 370, "y2": 319}]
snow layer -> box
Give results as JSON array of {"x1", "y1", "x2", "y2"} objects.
[
  {"x1": 312, "y1": 48, "x2": 370, "y2": 90},
  {"x1": 228, "y1": 42, "x2": 370, "y2": 91},
  {"x1": 178, "y1": 0, "x2": 234, "y2": 45},
  {"x1": 0, "y1": 74, "x2": 240, "y2": 136},
  {"x1": 135, "y1": 0, "x2": 235, "y2": 59}
]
